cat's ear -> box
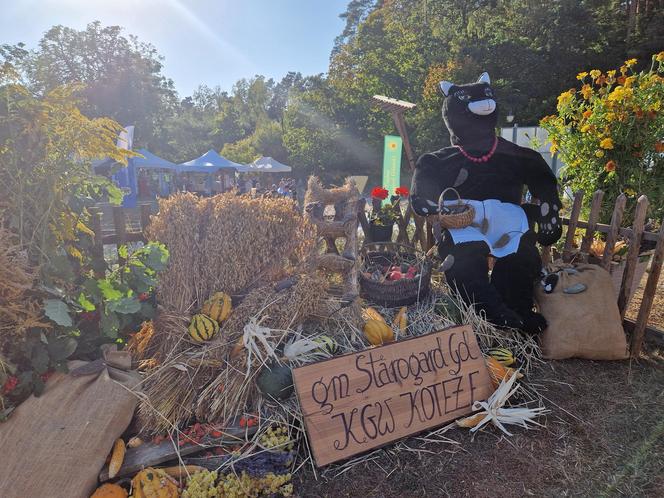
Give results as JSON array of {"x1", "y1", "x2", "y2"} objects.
[
  {"x1": 439, "y1": 81, "x2": 454, "y2": 96},
  {"x1": 477, "y1": 72, "x2": 490, "y2": 84}
]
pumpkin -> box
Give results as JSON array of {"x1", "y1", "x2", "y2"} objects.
[
  {"x1": 130, "y1": 468, "x2": 179, "y2": 498},
  {"x1": 91, "y1": 483, "x2": 128, "y2": 498},
  {"x1": 363, "y1": 319, "x2": 395, "y2": 346},
  {"x1": 314, "y1": 335, "x2": 338, "y2": 355},
  {"x1": 108, "y1": 438, "x2": 126, "y2": 479},
  {"x1": 256, "y1": 363, "x2": 293, "y2": 400},
  {"x1": 487, "y1": 347, "x2": 515, "y2": 366},
  {"x1": 393, "y1": 306, "x2": 407, "y2": 332},
  {"x1": 188, "y1": 314, "x2": 219, "y2": 342},
  {"x1": 201, "y1": 292, "x2": 232, "y2": 323}
]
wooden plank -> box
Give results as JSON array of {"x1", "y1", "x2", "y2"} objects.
[
  {"x1": 112, "y1": 206, "x2": 128, "y2": 264},
  {"x1": 562, "y1": 190, "x2": 584, "y2": 262},
  {"x1": 99, "y1": 426, "x2": 256, "y2": 481},
  {"x1": 623, "y1": 319, "x2": 664, "y2": 348},
  {"x1": 618, "y1": 195, "x2": 649, "y2": 317},
  {"x1": 292, "y1": 325, "x2": 493, "y2": 467},
  {"x1": 89, "y1": 208, "x2": 105, "y2": 277},
  {"x1": 357, "y1": 198, "x2": 371, "y2": 244},
  {"x1": 629, "y1": 221, "x2": 664, "y2": 356},
  {"x1": 601, "y1": 194, "x2": 627, "y2": 270},
  {"x1": 578, "y1": 190, "x2": 605, "y2": 263},
  {"x1": 140, "y1": 203, "x2": 152, "y2": 238},
  {"x1": 393, "y1": 112, "x2": 417, "y2": 172},
  {"x1": 561, "y1": 218, "x2": 660, "y2": 243}
]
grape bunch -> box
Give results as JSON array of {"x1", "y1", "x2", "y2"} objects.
[{"x1": 182, "y1": 469, "x2": 219, "y2": 497}]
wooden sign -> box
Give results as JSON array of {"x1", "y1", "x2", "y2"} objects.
[{"x1": 293, "y1": 325, "x2": 493, "y2": 466}]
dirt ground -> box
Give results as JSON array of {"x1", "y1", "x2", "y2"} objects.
[{"x1": 296, "y1": 276, "x2": 664, "y2": 498}]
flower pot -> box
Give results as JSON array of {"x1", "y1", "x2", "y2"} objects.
[{"x1": 368, "y1": 222, "x2": 394, "y2": 243}]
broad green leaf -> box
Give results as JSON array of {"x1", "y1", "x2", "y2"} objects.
[
  {"x1": 44, "y1": 299, "x2": 73, "y2": 327},
  {"x1": 100, "y1": 311, "x2": 120, "y2": 339},
  {"x1": 98, "y1": 280, "x2": 123, "y2": 301},
  {"x1": 47, "y1": 336, "x2": 78, "y2": 361},
  {"x1": 118, "y1": 245, "x2": 128, "y2": 259},
  {"x1": 107, "y1": 297, "x2": 141, "y2": 314},
  {"x1": 77, "y1": 292, "x2": 96, "y2": 311}
]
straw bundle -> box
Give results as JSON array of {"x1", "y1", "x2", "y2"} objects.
[{"x1": 194, "y1": 273, "x2": 329, "y2": 423}]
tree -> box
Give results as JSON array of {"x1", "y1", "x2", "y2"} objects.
[{"x1": 3, "y1": 21, "x2": 177, "y2": 147}]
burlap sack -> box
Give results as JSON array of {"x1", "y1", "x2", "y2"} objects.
[
  {"x1": 535, "y1": 263, "x2": 629, "y2": 360},
  {"x1": 0, "y1": 359, "x2": 141, "y2": 498}
]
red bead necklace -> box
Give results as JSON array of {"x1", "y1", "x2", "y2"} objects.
[{"x1": 456, "y1": 136, "x2": 498, "y2": 163}]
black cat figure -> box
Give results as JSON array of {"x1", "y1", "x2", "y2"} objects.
[{"x1": 411, "y1": 72, "x2": 562, "y2": 334}]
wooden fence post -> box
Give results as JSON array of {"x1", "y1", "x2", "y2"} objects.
[
  {"x1": 618, "y1": 195, "x2": 649, "y2": 318},
  {"x1": 89, "y1": 207, "x2": 105, "y2": 277},
  {"x1": 140, "y1": 203, "x2": 152, "y2": 238},
  {"x1": 579, "y1": 190, "x2": 605, "y2": 263},
  {"x1": 562, "y1": 190, "x2": 584, "y2": 262},
  {"x1": 601, "y1": 194, "x2": 627, "y2": 270},
  {"x1": 112, "y1": 206, "x2": 127, "y2": 264},
  {"x1": 630, "y1": 221, "x2": 664, "y2": 357}
]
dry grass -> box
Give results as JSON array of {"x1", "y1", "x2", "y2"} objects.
[{"x1": 0, "y1": 228, "x2": 49, "y2": 350}]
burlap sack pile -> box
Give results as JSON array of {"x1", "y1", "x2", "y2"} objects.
[
  {"x1": 0, "y1": 358, "x2": 140, "y2": 498},
  {"x1": 535, "y1": 263, "x2": 628, "y2": 360}
]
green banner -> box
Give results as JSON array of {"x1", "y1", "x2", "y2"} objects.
[{"x1": 382, "y1": 135, "x2": 402, "y2": 202}]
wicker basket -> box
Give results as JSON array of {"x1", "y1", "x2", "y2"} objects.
[
  {"x1": 438, "y1": 187, "x2": 474, "y2": 229},
  {"x1": 359, "y1": 242, "x2": 432, "y2": 307}
]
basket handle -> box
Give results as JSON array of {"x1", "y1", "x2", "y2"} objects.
[{"x1": 438, "y1": 187, "x2": 463, "y2": 212}]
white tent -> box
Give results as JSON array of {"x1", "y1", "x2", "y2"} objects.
[{"x1": 249, "y1": 156, "x2": 292, "y2": 173}]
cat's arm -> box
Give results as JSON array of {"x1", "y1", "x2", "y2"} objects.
[
  {"x1": 410, "y1": 152, "x2": 453, "y2": 216},
  {"x1": 522, "y1": 150, "x2": 563, "y2": 246}
]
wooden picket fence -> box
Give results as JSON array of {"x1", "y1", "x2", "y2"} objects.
[
  {"x1": 91, "y1": 193, "x2": 664, "y2": 357},
  {"x1": 357, "y1": 191, "x2": 664, "y2": 357}
]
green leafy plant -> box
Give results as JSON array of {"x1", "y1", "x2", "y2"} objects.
[{"x1": 541, "y1": 52, "x2": 664, "y2": 224}]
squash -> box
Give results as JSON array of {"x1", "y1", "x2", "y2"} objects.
[
  {"x1": 108, "y1": 438, "x2": 125, "y2": 479},
  {"x1": 201, "y1": 292, "x2": 232, "y2": 323},
  {"x1": 130, "y1": 468, "x2": 179, "y2": 498},
  {"x1": 314, "y1": 335, "x2": 338, "y2": 355},
  {"x1": 486, "y1": 347, "x2": 515, "y2": 366},
  {"x1": 363, "y1": 319, "x2": 395, "y2": 346},
  {"x1": 256, "y1": 363, "x2": 294, "y2": 400},
  {"x1": 188, "y1": 314, "x2": 219, "y2": 343},
  {"x1": 91, "y1": 483, "x2": 128, "y2": 498},
  {"x1": 485, "y1": 356, "x2": 523, "y2": 388},
  {"x1": 364, "y1": 307, "x2": 387, "y2": 324},
  {"x1": 393, "y1": 306, "x2": 407, "y2": 332}
]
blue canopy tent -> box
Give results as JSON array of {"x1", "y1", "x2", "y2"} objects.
[
  {"x1": 132, "y1": 149, "x2": 178, "y2": 198},
  {"x1": 177, "y1": 150, "x2": 251, "y2": 194},
  {"x1": 177, "y1": 149, "x2": 251, "y2": 173}
]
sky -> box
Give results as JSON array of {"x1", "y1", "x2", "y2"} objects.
[{"x1": 2, "y1": 0, "x2": 349, "y2": 96}]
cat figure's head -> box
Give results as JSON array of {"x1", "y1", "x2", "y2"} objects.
[{"x1": 440, "y1": 72, "x2": 498, "y2": 147}]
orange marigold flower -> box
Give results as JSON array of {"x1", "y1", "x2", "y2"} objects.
[
  {"x1": 604, "y1": 160, "x2": 617, "y2": 172},
  {"x1": 600, "y1": 138, "x2": 614, "y2": 149},
  {"x1": 590, "y1": 69, "x2": 601, "y2": 79},
  {"x1": 655, "y1": 142, "x2": 664, "y2": 153},
  {"x1": 625, "y1": 58, "x2": 637, "y2": 67},
  {"x1": 581, "y1": 84, "x2": 593, "y2": 99},
  {"x1": 657, "y1": 51, "x2": 664, "y2": 63},
  {"x1": 582, "y1": 109, "x2": 592, "y2": 118}
]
